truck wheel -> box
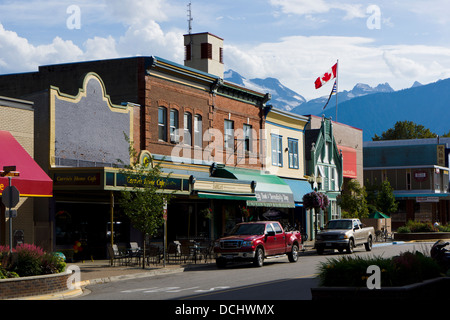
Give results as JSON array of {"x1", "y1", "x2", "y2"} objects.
[
  {"x1": 216, "y1": 258, "x2": 227, "y2": 269},
  {"x1": 253, "y1": 247, "x2": 264, "y2": 267},
  {"x1": 365, "y1": 236, "x2": 373, "y2": 251},
  {"x1": 316, "y1": 246, "x2": 324, "y2": 255},
  {"x1": 346, "y1": 239, "x2": 354, "y2": 254},
  {"x1": 288, "y1": 243, "x2": 299, "y2": 262}
]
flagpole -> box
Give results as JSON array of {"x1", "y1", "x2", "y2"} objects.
[{"x1": 335, "y1": 59, "x2": 339, "y2": 122}]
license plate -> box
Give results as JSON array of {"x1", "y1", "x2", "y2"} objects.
[{"x1": 326, "y1": 243, "x2": 332, "y2": 247}]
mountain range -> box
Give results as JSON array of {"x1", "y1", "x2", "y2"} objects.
[{"x1": 224, "y1": 69, "x2": 449, "y2": 141}]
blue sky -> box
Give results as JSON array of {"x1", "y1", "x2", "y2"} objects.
[{"x1": 1, "y1": 0, "x2": 450, "y2": 100}]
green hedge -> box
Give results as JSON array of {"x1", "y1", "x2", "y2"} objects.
[
  {"x1": 397, "y1": 220, "x2": 450, "y2": 233},
  {"x1": 317, "y1": 251, "x2": 442, "y2": 287}
]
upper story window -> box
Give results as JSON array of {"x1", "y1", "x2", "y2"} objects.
[
  {"x1": 170, "y1": 109, "x2": 179, "y2": 143},
  {"x1": 224, "y1": 119, "x2": 234, "y2": 150},
  {"x1": 243, "y1": 124, "x2": 252, "y2": 153},
  {"x1": 194, "y1": 114, "x2": 202, "y2": 148},
  {"x1": 201, "y1": 43, "x2": 212, "y2": 59},
  {"x1": 185, "y1": 44, "x2": 191, "y2": 61},
  {"x1": 271, "y1": 134, "x2": 283, "y2": 167},
  {"x1": 288, "y1": 138, "x2": 299, "y2": 169},
  {"x1": 158, "y1": 107, "x2": 167, "y2": 141},
  {"x1": 184, "y1": 112, "x2": 192, "y2": 146}
]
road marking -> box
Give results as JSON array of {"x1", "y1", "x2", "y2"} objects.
[{"x1": 180, "y1": 274, "x2": 318, "y2": 300}]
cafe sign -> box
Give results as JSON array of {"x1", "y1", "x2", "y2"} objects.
[{"x1": 54, "y1": 172, "x2": 101, "y2": 186}]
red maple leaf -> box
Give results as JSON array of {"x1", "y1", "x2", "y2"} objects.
[{"x1": 322, "y1": 72, "x2": 332, "y2": 82}]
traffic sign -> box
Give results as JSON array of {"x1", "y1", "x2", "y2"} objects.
[
  {"x1": 6, "y1": 210, "x2": 17, "y2": 218},
  {"x1": 2, "y1": 185, "x2": 20, "y2": 207}
]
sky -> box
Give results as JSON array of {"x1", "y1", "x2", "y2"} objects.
[{"x1": 1, "y1": 0, "x2": 450, "y2": 100}]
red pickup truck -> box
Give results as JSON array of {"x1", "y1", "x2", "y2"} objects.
[{"x1": 214, "y1": 221, "x2": 302, "y2": 268}]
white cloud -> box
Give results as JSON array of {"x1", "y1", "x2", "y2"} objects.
[
  {"x1": 0, "y1": 24, "x2": 83, "y2": 72},
  {"x1": 269, "y1": 0, "x2": 366, "y2": 20},
  {"x1": 224, "y1": 34, "x2": 450, "y2": 99},
  {"x1": 84, "y1": 36, "x2": 119, "y2": 60}
]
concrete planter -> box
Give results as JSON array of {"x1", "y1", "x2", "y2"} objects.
[
  {"x1": 311, "y1": 277, "x2": 450, "y2": 300},
  {"x1": 0, "y1": 269, "x2": 73, "y2": 300},
  {"x1": 393, "y1": 232, "x2": 450, "y2": 241}
]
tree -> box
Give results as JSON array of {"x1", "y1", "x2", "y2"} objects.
[
  {"x1": 118, "y1": 137, "x2": 172, "y2": 268},
  {"x1": 372, "y1": 120, "x2": 437, "y2": 141},
  {"x1": 376, "y1": 180, "x2": 398, "y2": 216},
  {"x1": 365, "y1": 179, "x2": 398, "y2": 217},
  {"x1": 338, "y1": 179, "x2": 369, "y2": 219}
]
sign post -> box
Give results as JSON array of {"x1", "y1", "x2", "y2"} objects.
[
  {"x1": 1, "y1": 166, "x2": 20, "y2": 253},
  {"x1": 163, "y1": 200, "x2": 167, "y2": 267}
]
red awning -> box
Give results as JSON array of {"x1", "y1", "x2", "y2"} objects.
[
  {"x1": 0, "y1": 131, "x2": 52, "y2": 197},
  {"x1": 338, "y1": 145, "x2": 357, "y2": 179}
]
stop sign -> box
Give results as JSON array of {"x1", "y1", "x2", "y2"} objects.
[{"x1": 2, "y1": 185, "x2": 20, "y2": 207}]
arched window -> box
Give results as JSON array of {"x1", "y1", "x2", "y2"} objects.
[
  {"x1": 184, "y1": 112, "x2": 192, "y2": 145},
  {"x1": 158, "y1": 107, "x2": 167, "y2": 141},
  {"x1": 194, "y1": 114, "x2": 202, "y2": 147},
  {"x1": 170, "y1": 109, "x2": 179, "y2": 143}
]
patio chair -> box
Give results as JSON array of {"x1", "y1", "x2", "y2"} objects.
[
  {"x1": 107, "y1": 244, "x2": 128, "y2": 266},
  {"x1": 129, "y1": 242, "x2": 142, "y2": 264},
  {"x1": 180, "y1": 243, "x2": 195, "y2": 263},
  {"x1": 167, "y1": 242, "x2": 181, "y2": 263},
  {"x1": 146, "y1": 245, "x2": 162, "y2": 265}
]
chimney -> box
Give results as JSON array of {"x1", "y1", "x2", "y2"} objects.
[{"x1": 184, "y1": 32, "x2": 224, "y2": 78}]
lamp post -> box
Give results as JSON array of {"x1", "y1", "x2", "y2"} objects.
[{"x1": 307, "y1": 174, "x2": 323, "y2": 239}]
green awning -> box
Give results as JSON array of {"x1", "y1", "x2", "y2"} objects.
[
  {"x1": 211, "y1": 165, "x2": 295, "y2": 208},
  {"x1": 369, "y1": 211, "x2": 390, "y2": 219},
  {"x1": 197, "y1": 192, "x2": 257, "y2": 201}
]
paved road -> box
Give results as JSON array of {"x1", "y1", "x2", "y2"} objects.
[{"x1": 75, "y1": 242, "x2": 434, "y2": 301}]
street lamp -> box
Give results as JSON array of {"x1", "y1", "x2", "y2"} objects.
[{"x1": 307, "y1": 173, "x2": 323, "y2": 239}]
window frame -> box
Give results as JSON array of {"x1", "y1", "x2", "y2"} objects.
[
  {"x1": 184, "y1": 112, "x2": 192, "y2": 146},
  {"x1": 158, "y1": 106, "x2": 167, "y2": 142},
  {"x1": 288, "y1": 138, "x2": 299, "y2": 169},
  {"x1": 271, "y1": 134, "x2": 283, "y2": 167},
  {"x1": 224, "y1": 119, "x2": 235, "y2": 151},
  {"x1": 169, "y1": 109, "x2": 179, "y2": 143},
  {"x1": 194, "y1": 114, "x2": 202, "y2": 148}
]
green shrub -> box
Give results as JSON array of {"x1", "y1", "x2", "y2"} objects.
[
  {"x1": 396, "y1": 226, "x2": 411, "y2": 233},
  {"x1": 317, "y1": 250, "x2": 441, "y2": 287},
  {"x1": 12, "y1": 244, "x2": 45, "y2": 277},
  {"x1": 438, "y1": 224, "x2": 450, "y2": 232}
]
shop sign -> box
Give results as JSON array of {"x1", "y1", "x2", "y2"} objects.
[
  {"x1": 416, "y1": 197, "x2": 440, "y2": 203},
  {"x1": 437, "y1": 145, "x2": 446, "y2": 167},
  {"x1": 54, "y1": 173, "x2": 101, "y2": 186},
  {"x1": 414, "y1": 170, "x2": 428, "y2": 182}
]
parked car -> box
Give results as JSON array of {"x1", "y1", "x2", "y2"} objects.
[
  {"x1": 315, "y1": 218, "x2": 375, "y2": 254},
  {"x1": 214, "y1": 221, "x2": 302, "y2": 268}
]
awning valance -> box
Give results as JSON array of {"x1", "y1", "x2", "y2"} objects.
[
  {"x1": 0, "y1": 131, "x2": 53, "y2": 197},
  {"x1": 338, "y1": 145, "x2": 357, "y2": 179},
  {"x1": 211, "y1": 165, "x2": 295, "y2": 208}
]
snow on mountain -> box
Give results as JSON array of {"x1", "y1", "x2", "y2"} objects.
[{"x1": 224, "y1": 70, "x2": 306, "y2": 112}]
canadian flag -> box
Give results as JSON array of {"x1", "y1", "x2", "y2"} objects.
[{"x1": 315, "y1": 63, "x2": 337, "y2": 89}]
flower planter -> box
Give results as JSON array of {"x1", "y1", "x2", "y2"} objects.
[
  {"x1": 393, "y1": 232, "x2": 450, "y2": 242},
  {"x1": 311, "y1": 277, "x2": 450, "y2": 300},
  {"x1": 0, "y1": 269, "x2": 73, "y2": 300}
]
